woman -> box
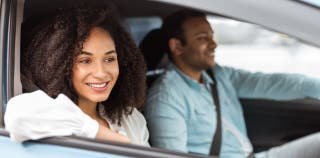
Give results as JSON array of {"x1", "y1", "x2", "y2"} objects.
[{"x1": 5, "y1": 4, "x2": 149, "y2": 146}]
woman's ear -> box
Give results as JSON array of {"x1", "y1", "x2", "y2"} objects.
[{"x1": 168, "y1": 38, "x2": 183, "y2": 56}]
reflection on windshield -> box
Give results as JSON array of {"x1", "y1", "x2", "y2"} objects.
[{"x1": 209, "y1": 17, "x2": 320, "y2": 79}]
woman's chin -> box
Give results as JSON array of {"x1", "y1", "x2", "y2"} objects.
[{"x1": 88, "y1": 94, "x2": 110, "y2": 103}]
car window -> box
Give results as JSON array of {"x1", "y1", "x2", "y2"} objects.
[
  {"x1": 210, "y1": 16, "x2": 320, "y2": 79},
  {"x1": 1, "y1": 0, "x2": 211, "y2": 157}
]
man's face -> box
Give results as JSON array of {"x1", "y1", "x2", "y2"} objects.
[{"x1": 178, "y1": 17, "x2": 217, "y2": 71}]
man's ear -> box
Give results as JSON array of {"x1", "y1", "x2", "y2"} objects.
[{"x1": 168, "y1": 38, "x2": 183, "y2": 56}]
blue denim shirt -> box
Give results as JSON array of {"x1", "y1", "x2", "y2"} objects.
[{"x1": 144, "y1": 62, "x2": 320, "y2": 158}]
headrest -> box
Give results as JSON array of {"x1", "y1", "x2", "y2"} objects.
[{"x1": 139, "y1": 28, "x2": 165, "y2": 71}]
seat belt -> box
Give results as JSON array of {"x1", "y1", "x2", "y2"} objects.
[
  {"x1": 206, "y1": 69, "x2": 255, "y2": 158},
  {"x1": 206, "y1": 69, "x2": 222, "y2": 156}
]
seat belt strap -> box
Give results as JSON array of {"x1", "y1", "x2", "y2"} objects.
[
  {"x1": 206, "y1": 69, "x2": 255, "y2": 158},
  {"x1": 206, "y1": 69, "x2": 222, "y2": 156}
]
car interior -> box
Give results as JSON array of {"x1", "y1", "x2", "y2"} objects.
[{"x1": 1, "y1": 0, "x2": 320, "y2": 157}]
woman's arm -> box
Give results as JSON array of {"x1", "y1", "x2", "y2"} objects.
[
  {"x1": 96, "y1": 124, "x2": 131, "y2": 143},
  {"x1": 5, "y1": 90, "x2": 130, "y2": 143}
]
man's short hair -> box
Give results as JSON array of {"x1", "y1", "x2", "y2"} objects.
[{"x1": 161, "y1": 9, "x2": 206, "y2": 55}]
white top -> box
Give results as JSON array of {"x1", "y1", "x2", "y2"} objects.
[
  {"x1": 98, "y1": 105, "x2": 150, "y2": 146},
  {"x1": 4, "y1": 90, "x2": 149, "y2": 146}
]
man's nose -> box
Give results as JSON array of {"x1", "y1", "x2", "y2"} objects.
[{"x1": 209, "y1": 38, "x2": 217, "y2": 49}]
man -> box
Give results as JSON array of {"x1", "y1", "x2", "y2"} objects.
[{"x1": 143, "y1": 9, "x2": 320, "y2": 158}]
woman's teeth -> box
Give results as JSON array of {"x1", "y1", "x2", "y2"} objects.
[{"x1": 87, "y1": 83, "x2": 106, "y2": 88}]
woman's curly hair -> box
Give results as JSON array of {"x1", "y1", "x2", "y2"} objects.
[{"x1": 21, "y1": 4, "x2": 146, "y2": 125}]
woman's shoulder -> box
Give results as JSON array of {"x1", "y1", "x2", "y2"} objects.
[
  {"x1": 99, "y1": 105, "x2": 149, "y2": 146},
  {"x1": 102, "y1": 106, "x2": 147, "y2": 130},
  {"x1": 122, "y1": 108, "x2": 146, "y2": 126}
]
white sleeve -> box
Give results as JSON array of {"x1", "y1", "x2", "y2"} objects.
[{"x1": 4, "y1": 90, "x2": 99, "y2": 142}]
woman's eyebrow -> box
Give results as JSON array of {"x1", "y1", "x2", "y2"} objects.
[
  {"x1": 105, "y1": 50, "x2": 116, "y2": 55},
  {"x1": 80, "y1": 51, "x2": 93, "y2": 55},
  {"x1": 80, "y1": 50, "x2": 116, "y2": 55}
]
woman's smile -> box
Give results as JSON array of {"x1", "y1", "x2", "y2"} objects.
[{"x1": 86, "y1": 82, "x2": 109, "y2": 92}]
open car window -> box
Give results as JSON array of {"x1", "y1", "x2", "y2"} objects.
[{"x1": 1, "y1": 0, "x2": 214, "y2": 157}]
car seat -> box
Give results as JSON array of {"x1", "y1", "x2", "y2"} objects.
[{"x1": 139, "y1": 28, "x2": 168, "y2": 87}]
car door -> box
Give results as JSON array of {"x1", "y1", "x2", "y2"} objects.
[{"x1": 1, "y1": 128, "x2": 210, "y2": 158}]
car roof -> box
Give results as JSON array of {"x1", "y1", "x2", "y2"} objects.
[{"x1": 24, "y1": 0, "x2": 320, "y2": 48}]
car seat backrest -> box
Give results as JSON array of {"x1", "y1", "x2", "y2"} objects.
[
  {"x1": 139, "y1": 28, "x2": 167, "y2": 87},
  {"x1": 139, "y1": 28, "x2": 166, "y2": 71}
]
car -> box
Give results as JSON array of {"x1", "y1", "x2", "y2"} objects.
[{"x1": 1, "y1": 0, "x2": 320, "y2": 157}]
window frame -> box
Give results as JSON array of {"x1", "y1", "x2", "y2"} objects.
[{"x1": 0, "y1": 0, "x2": 16, "y2": 128}]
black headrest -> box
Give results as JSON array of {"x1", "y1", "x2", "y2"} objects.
[{"x1": 139, "y1": 28, "x2": 165, "y2": 71}]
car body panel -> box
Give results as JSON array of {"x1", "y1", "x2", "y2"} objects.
[
  {"x1": 0, "y1": 135, "x2": 129, "y2": 158},
  {"x1": 0, "y1": 129, "x2": 211, "y2": 158}
]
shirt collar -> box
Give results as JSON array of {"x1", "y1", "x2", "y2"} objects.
[{"x1": 167, "y1": 62, "x2": 213, "y2": 91}]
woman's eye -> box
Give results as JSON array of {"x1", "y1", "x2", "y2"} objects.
[
  {"x1": 79, "y1": 59, "x2": 91, "y2": 64},
  {"x1": 104, "y1": 57, "x2": 116, "y2": 63}
]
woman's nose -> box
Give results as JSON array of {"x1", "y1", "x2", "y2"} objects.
[{"x1": 93, "y1": 62, "x2": 108, "y2": 78}]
